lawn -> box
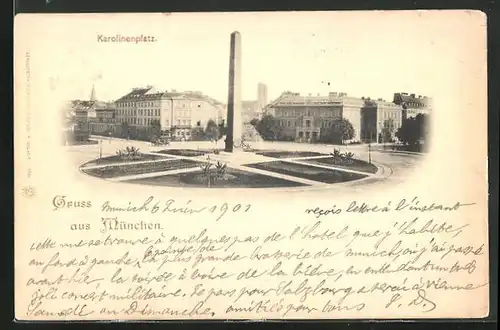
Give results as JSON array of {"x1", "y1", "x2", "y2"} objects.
[
  {"x1": 245, "y1": 161, "x2": 368, "y2": 184},
  {"x1": 82, "y1": 153, "x2": 171, "y2": 167},
  {"x1": 301, "y1": 157, "x2": 379, "y2": 174},
  {"x1": 82, "y1": 159, "x2": 203, "y2": 179},
  {"x1": 125, "y1": 168, "x2": 306, "y2": 188},
  {"x1": 156, "y1": 149, "x2": 216, "y2": 157},
  {"x1": 255, "y1": 151, "x2": 326, "y2": 158}
]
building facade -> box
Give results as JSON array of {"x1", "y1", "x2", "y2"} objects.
[
  {"x1": 392, "y1": 92, "x2": 431, "y2": 119},
  {"x1": 89, "y1": 107, "x2": 117, "y2": 134},
  {"x1": 242, "y1": 100, "x2": 259, "y2": 123},
  {"x1": 114, "y1": 87, "x2": 225, "y2": 140},
  {"x1": 269, "y1": 91, "x2": 432, "y2": 143},
  {"x1": 361, "y1": 98, "x2": 403, "y2": 142}
]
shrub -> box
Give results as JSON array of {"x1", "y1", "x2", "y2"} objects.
[
  {"x1": 215, "y1": 161, "x2": 227, "y2": 180},
  {"x1": 331, "y1": 149, "x2": 342, "y2": 164},
  {"x1": 342, "y1": 152, "x2": 355, "y2": 164},
  {"x1": 116, "y1": 146, "x2": 143, "y2": 161}
]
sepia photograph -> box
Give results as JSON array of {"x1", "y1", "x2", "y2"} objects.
[
  {"x1": 61, "y1": 20, "x2": 432, "y2": 193},
  {"x1": 14, "y1": 11, "x2": 489, "y2": 321}
]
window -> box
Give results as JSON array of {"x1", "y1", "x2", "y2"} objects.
[{"x1": 306, "y1": 120, "x2": 311, "y2": 128}]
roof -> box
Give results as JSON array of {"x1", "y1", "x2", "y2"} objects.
[
  {"x1": 116, "y1": 87, "x2": 226, "y2": 108},
  {"x1": 73, "y1": 101, "x2": 96, "y2": 111},
  {"x1": 268, "y1": 92, "x2": 347, "y2": 107},
  {"x1": 393, "y1": 93, "x2": 430, "y2": 107},
  {"x1": 71, "y1": 100, "x2": 115, "y2": 112},
  {"x1": 116, "y1": 87, "x2": 163, "y2": 101}
]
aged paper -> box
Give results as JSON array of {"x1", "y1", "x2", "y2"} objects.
[{"x1": 14, "y1": 11, "x2": 489, "y2": 320}]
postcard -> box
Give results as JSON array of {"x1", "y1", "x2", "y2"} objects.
[{"x1": 14, "y1": 11, "x2": 489, "y2": 320}]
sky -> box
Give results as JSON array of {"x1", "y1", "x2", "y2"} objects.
[{"x1": 28, "y1": 11, "x2": 482, "y2": 104}]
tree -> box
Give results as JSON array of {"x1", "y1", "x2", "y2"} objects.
[
  {"x1": 120, "y1": 122, "x2": 130, "y2": 139},
  {"x1": 150, "y1": 119, "x2": 161, "y2": 141},
  {"x1": 321, "y1": 118, "x2": 355, "y2": 144},
  {"x1": 381, "y1": 119, "x2": 395, "y2": 143},
  {"x1": 190, "y1": 126, "x2": 205, "y2": 141},
  {"x1": 218, "y1": 119, "x2": 227, "y2": 139},
  {"x1": 252, "y1": 114, "x2": 280, "y2": 141},
  {"x1": 396, "y1": 116, "x2": 423, "y2": 145},
  {"x1": 415, "y1": 113, "x2": 429, "y2": 142},
  {"x1": 205, "y1": 119, "x2": 219, "y2": 140}
]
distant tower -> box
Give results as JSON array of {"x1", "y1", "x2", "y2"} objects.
[
  {"x1": 257, "y1": 82, "x2": 268, "y2": 110},
  {"x1": 89, "y1": 84, "x2": 96, "y2": 101}
]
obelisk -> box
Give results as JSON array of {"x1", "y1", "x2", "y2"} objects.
[{"x1": 225, "y1": 31, "x2": 243, "y2": 153}]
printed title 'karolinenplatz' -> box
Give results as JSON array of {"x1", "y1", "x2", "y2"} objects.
[{"x1": 97, "y1": 34, "x2": 157, "y2": 43}]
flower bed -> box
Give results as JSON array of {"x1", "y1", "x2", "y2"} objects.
[
  {"x1": 255, "y1": 151, "x2": 325, "y2": 158},
  {"x1": 82, "y1": 159, "x2": 202, "y2": 179},
  {"x1": 302, "y1": 157, "x2": 378, "y2": 174},
  {"x1": 245, "y1": 161, "x2": 368, "y2": 184},
  {"x1": 125, "y1": 168, "x2": 306, "y2": 188},
  {"x1": 156, "y1": 149, "x2": 215, "y2": 157},
  {"x1": 83, "y1": 153, "x2": 171, "y2": 166}
]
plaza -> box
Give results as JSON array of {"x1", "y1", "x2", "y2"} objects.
[
  {"x1": 65, "y1": 30, "x2": 425, "y2": 195},
  {"x1": 66, "y1": 136, "x2": 423, "y2": 197}
]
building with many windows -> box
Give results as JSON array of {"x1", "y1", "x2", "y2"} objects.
[
  {"x1": 66, "y1": 86, "x2": 117, "y2": 135},
  {"x1": 360, "y1": 98, "x2": 404, "y2": 142},
  {"x1": 392, "y1": 92, "x2": 431, "y2": 119},
  {"x1": 268, "y1": 91, "x2": 432, "y2": 143},
  {"x1": 114, "y1": 86, "x2": 225, "y2": 140},
  {"x1": 89, "y1": 106, "x2": 117, "y2": 134}
]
